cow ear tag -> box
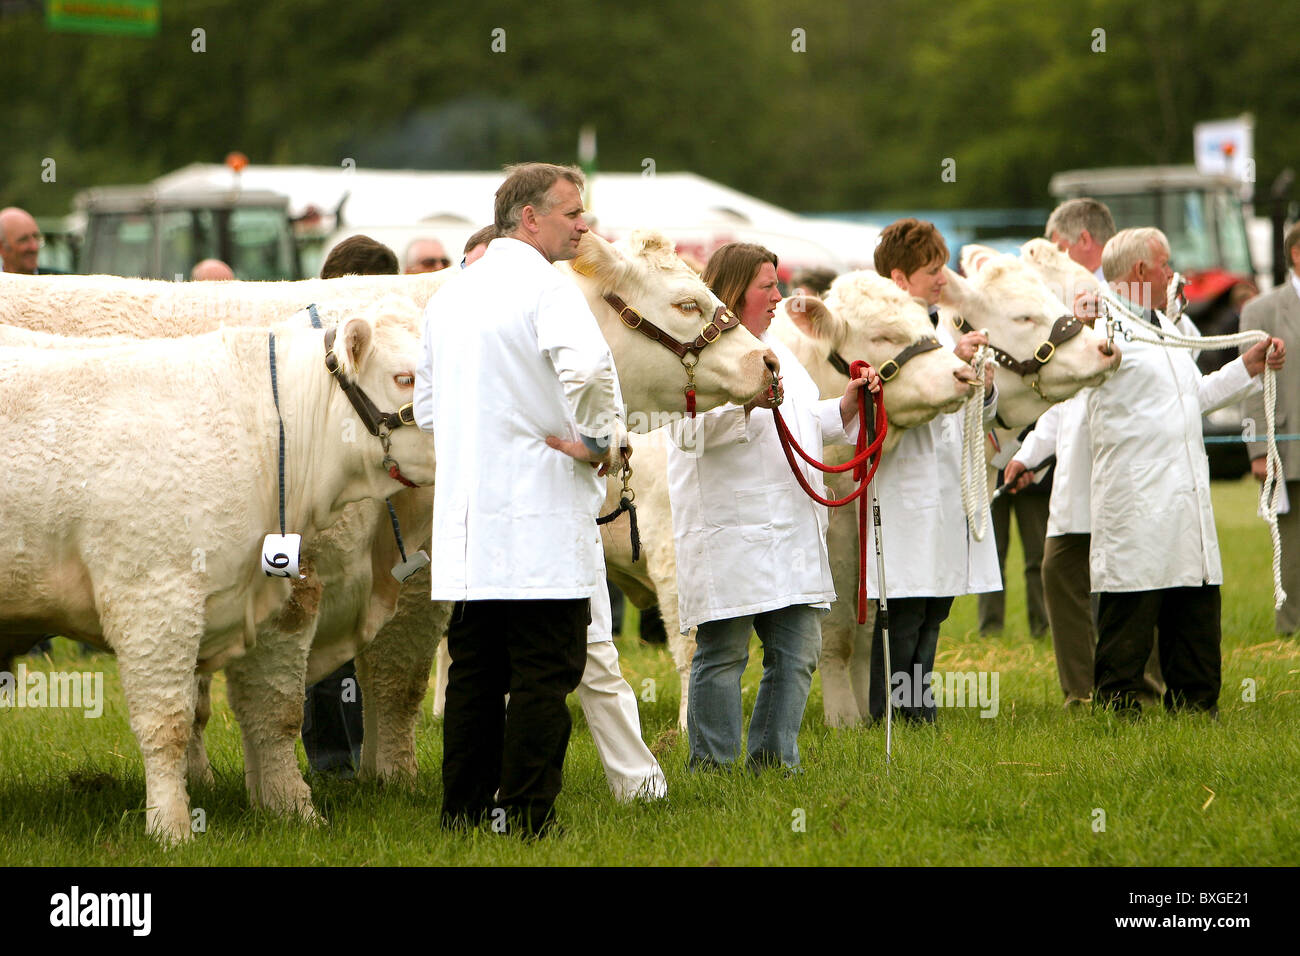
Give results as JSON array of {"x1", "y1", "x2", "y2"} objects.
[
  {"x1": 391, "y1": 549, "x2": 431, "y2": 583},
  {"x1": 262, "y1": 533, "x2": 304, "y2": 579}
]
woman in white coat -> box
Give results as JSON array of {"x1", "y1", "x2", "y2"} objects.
[
  {"x1": 666, "y1": 243, "x2": 879, "y2": 771},
  {"x1": 866, "y1": 219, "x2": 1001, "y2": 724}
]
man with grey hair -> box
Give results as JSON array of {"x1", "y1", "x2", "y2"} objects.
[
  {"x1": 1046, "y1": 198, "x2": 1116, "y2": 282},
  {"x1": 1084, "y1": 227, "x2": 1285, "y2": 715},
  {"x1": 1, "y1": 206, "x2": 59, "y2": 275},
  {"x1": 1241, "y1": 221, "x2": 1300, "y2": 635},
  {"x1": 416, "y1": 162, "x2": 632, "y2": 836},
  {"x1": 404, "y1": 237, "x2": 451, "y2": 273}
]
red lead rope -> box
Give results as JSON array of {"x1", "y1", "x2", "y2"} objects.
[{"x1": 771, "y1": 359, "x2": 888, "y2": 624}]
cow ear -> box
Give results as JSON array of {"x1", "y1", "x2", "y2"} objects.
[
  {"x1": 961, "y1": 244, "x2": 999, "y2": 275},
  {"x1": 571, "y1": 232, "x2": 635, "y2": 291},
  {"x1": 781, "y1": 295, "x2": 847, "y2": 348},
  {"x1": 339, "y1": 316, "x2": 374, "y2": 376},
  {"x1": 939, "y1": 267, "x2": 975, "y2": 310}
]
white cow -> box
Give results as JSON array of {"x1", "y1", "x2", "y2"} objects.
[
  {"x1": 939, "y1": 250, "x2": 1119, "y2": 427},
  {"x1": 0, "y1": 300, "x2": 435, "y2": 843}
]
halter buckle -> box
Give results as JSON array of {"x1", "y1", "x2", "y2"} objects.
[
  {"x1": 700, "y1": 321, "x2": 721, "y2": 343},
  {"x1": 619, "y1": 307, "x2": 644, "y2": 330},
  {"x1": 1033, "y1": 341, "x2": 1056, "y2": 364},
  {"x1": 878, "y1": 359, "x2": 901, "y2": 382}
]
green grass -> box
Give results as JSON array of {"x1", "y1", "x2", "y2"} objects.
[{"x1": 2, "y1": 477, "x2": 1298, "y2": 865}]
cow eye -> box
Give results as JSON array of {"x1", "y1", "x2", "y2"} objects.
[
  {"x1": 395, "y1": 373, "x2": 414, "y2": 387},
  {"x1": 675, "y1": 301, "x2": 700, "y2": 313}
]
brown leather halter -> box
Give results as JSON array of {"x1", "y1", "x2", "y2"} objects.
[
  {"x1": 827, "y1": 336, "x2": 943, "y2": 383},
  {"x1": 323, "y1": 327, "x2": 419, "y2": 486},
  {"x1": 950, "y1": 313, "x2": 1085, "y2": 381},
  {"x1": 602, "y1": 293, "x2": 744, "y2": 416}
]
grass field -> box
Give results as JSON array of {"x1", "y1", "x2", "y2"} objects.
[{"x1": 2, "y1": 477, "x2": 1297, "y2": 866}]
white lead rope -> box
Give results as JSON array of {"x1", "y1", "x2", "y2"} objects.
[
  {"x1": 1100, "y1": 288, "x2": 1286, "y2": 610},
  {"x1": 961, "y1": 342, "x2": 991, "y2": 542}
]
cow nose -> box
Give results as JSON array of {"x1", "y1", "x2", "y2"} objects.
[
  {"x1": 762, "y1": 350, "x2": 780, "y2": 376},
  {"x1": 955, "y1": 365, "x2": 977, "y2": 385}
]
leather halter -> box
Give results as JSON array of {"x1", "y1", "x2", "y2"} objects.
[
  {"x1": 323, "y1": 328, "x2": 416, "y2": 436},
  {"x1": 323, "y1": 327, "x2": 419, "y2": 486},
  {"x1": 950, "y1": 313, "x2": 1084, "y2": 378},
  {"x1": 828, "y1": 336, "x2": 943, "y2": 383},
  {"x1": 602, "y1": 293, "x2": 742, "y2": 361},
  {"x1": 602, "y1": 293, "x2": 744, "y2": 416}
]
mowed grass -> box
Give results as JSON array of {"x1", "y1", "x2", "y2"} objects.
[{"x1": 2, "y1": 477, "x2": 1297, "y2": 866}]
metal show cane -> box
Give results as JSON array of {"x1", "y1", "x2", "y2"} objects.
[{"x1": 865, "y1": 387, "x2": 893, "y2": 768}]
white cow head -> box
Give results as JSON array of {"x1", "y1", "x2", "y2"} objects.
[
  {"x1": 320, "y1": 297, "x2": 436, "y2": 492},
  {"x1": 771, "y1": 271, "x2": 975, "y2": 444},
  {"x1": 940, "y1": 249, "x2": 1119, "y2": 426},
  {"x1": 566, "y1": 230, "x2": 779, "y2": 429}
]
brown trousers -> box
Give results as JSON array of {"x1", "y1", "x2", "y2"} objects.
[{"x1": 1041, "y1": 533, "x2": 1164, "y2": 703}]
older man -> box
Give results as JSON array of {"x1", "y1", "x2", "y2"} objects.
[
  {"x1": 416, "y1": 163, "x2": 627, "y2": 836},
  {"x1": 1, "y1": 207, "x2": 56, "y2": 275},
  {"x1": 191, "y1": 258, "x2": 234, "y2": 281},
  {"x1": 404, "y1": 237, "x2": 451, "y2": 274},
  {"x1": 1087, "y1": 227, "x2": 1285, "y2": 715},
  {"x1": 1241, "y1": 221, "x2": 1300, "y2": 635}
]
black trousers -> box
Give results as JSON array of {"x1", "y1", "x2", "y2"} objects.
[
  {"x1": 302, "y1": 659, "x2": 364, "y2": 774},
  {"x1": 441, "y1": 598, "x2": 588, "y2": 834},
  {"x1": 1095, "y1": 586, "x2": 1221, "y2": 713},
  {"x1": 868, "y1": 596, "x2": 955, "y2": 724}
]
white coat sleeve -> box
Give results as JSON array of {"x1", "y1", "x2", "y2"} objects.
[
  {"x1": 1012, "y1": 403, "x2": 1061, "y2": 469},
  {"x1": 536, "y1": 282, "x2": 626, "y2": 447},
  {"x1": 982, "y1": 380, "x2": 999, "y2": 428},
  {"x1": 1198, "y1": 355, "x2": 1260, "y2": 414},
  {"x1": 413, "y1": 302, "x2": 436, "y2": 433},
  {"x1": 815, "y1": 396, "x2": 856, "y2": 445},
  {"x1": 1175, "y1": 314, "x2": 1203, "y2": 362}
]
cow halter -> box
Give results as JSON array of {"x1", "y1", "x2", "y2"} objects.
[
  {"x1": 601, "y1": 293, "x2": 743, "y2": 417},
  {"x1": 827, "y1": 336, "x2": 943, "y2": 383},
  {"x1": 950, "y1": 312, "x2": 1084, "y2": 397},
  {"x1": 322, "y1": 327, "x2": 420, "y2": 487}
]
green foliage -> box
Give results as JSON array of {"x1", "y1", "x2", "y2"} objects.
[{"x1": 1, "y1": 478, "x2": 1297, "y2": 865}]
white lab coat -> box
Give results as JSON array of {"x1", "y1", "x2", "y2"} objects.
[
  {"x1": 666, "y1": 336, "x2": 855, "y2": 632},
  {"x1": 865, "y1": 319, "x2": 1002, "y2": 599},
  {"x1": 1086, "y1": 305, "x2": 1259, "y2": 593},
  {"x1": 1012, "y1": 393, "x2": 1093, "y2": 537},
  {"x1": 415, "y1": 237, "x2": 626, "y2": 601}
]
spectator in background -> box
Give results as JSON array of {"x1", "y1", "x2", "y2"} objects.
[
  {"x1": 302, "y1": 233, "x2": 400, "y2": 777},
  {"x1": 1, "y1": 207, "x2": 62, "y2": 275},
  {"x1": 404, "y1": 237, "x2": 451, "y2": 274},
  {"x1": 191, "y1": 258, "x2": 234, "y2": 281},
  {"x1": 1241, "y1": 221, "x2": 1300, "y2": 636},
  {"x1": 1046, "y1": 198, "x2": 1115, "y2": 283},
  {"x1": 790, "y1": 267, "x2": 838, "y2": 299},
  {"x1": 322, "y1": 235, "x2": 399, "y2": 278},
  {"x1": 461, "y1": 225, "x2": 497, "y2": 268}
]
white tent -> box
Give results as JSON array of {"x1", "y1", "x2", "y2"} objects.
[{"x1": 152, "y1": 163, "x2": 882, "y2": 275}]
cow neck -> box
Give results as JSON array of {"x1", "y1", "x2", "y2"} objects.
[{"x1": 268, "y1": 326, "x2": 378, "y2": 532}]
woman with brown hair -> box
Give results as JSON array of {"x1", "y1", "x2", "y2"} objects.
[{"x1": 665, "y1": 242, "x2": 879, "y2": 770}]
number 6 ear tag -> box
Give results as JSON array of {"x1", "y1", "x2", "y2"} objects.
[{"x1": 262, "y1": 533, "x2": 304, "y2": 578}]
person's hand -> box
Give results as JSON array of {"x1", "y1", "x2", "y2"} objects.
[
  {"x1": 954, "y1": 330, "x2": 988, "y2": 364},
  {"x1": 1251, "y1": 455, "x2": 1269, "y2": 482},
  {"x1": 745, "y1": 375, "x2": 784, "y2": 411},
  {"x1": 1243, "y1": 336, "x2": 1287, "y2": 377},
  {"x1": 839, "y1": 368, "x2": 882, "y2": 429},
  {"x1": 545, "y1": 435, "x2": 629, "y2": 477},
  {"x1": 1003, "y1": 458, "x2": 1033, "y2": 494},
  {"x1": 983, "y1": 362, "x2": 995, "y2": 391}
]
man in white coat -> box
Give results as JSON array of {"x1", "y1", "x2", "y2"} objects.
[
  {"x1": 1087, "y1": 227, "x2": 1285, "y2": 714},
  {"x1": 416, "y1": 163, "x2": 627, "y2": 835},
  {"x1": 667, "y1": 242, "x2": 878, "y2": 770},
  {"x1": 867, "y1": 219, "x2": 1001, "y2": 724}
]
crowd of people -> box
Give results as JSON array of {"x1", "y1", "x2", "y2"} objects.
[{"x1": 8, "y1": 165, "x2": 1294, "y2": 839}]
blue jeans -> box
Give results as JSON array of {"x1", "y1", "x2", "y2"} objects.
[
  {"x1": 688, "y1": 604, "x2": 823, "y2": 771},
  {"x1": 868, "y1": 596, "x2": 954, "y2": 724}
]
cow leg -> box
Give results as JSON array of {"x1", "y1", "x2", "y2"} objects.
[
  {"x1": 356, "y1": 582, "x2": 451, "y2": 781},
  {"x1": 223, "y1": 631, "x2": 319, "y2": 824},
  {"x1": 187, "y1": 673, "x2": 215, "y2": 788},
  {"x1": 106, "y1": 604, "x2": 202, "y2": 846},
  {"x1": 431, "y1": 638, "x2": 451, "y2": 719}
]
